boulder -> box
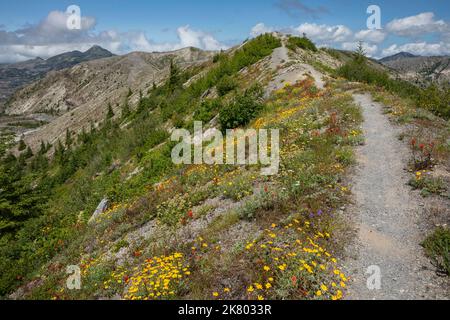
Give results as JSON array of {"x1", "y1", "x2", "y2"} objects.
[{"x1": 88, "y1": 198, "x2": 109, "y2": 224}]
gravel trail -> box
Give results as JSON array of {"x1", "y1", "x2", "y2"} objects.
[
  {"x1": 344, "y1": 93, "x2": 449, "y2": 300},
  {"x1": 266, "y1": 41, "x2": 324, "y2": 96}
]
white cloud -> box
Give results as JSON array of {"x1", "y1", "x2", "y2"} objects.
[
  {"x1": 382, "y1": 42, "x2": 450, "y2": 57},
  {"x1": 121, "y1": 26, "x2": 228, "y2": 54},
  {"x1": 0, "y1": 11, "x2": 227, "y2": 63},
  {"x1": 177, "y1": 25, "x2": 227, "y2": 51},
  {"x1": 250, "y1": 23, "x2": 274, "y2": 37},
  {"x1": 386, "y1": 12, "x2": 448, "y2": 37},
  {"x1": 355, "y1": 29, "x2": 386, "y2": 43},
  {"x1": 294, "y1": 23, "x2": 352, "y2": 43},
  {"x1": 248, "y1": 12, "x2": 450, "y2": 59}
]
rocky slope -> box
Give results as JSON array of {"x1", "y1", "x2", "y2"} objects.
[
  {"x1": 379, "y1": 53, "x2": 450, "y2": 86},
  {"x1": 0, "y1": 46, "x2": 114, "y2": 108},
  {"x1": 5, "y1": 47, "x2": 215, "y2": 152},
  {"x1": 2, "y1": 33, "x2": 448, "y2": 301},
  {"x1": 379, "y1": 52, "x2": 417, "y2": 63}
]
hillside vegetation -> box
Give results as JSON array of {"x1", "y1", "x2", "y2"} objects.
[
  {"x1": 337, "y1": 52, "x2": 450, "y2": 119},
  {"x1": 1, "y1": 33, "x2": 448, "y2": 300}
]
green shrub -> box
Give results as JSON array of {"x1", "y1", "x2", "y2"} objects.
[
  {"x1": 286, "y1": 36, "x2": 317, "y2": 52},
  {"x1": 219, "y1": 85, "x2": 264, "y2": 131},
  {"x1": 422, "y1": 227, "x2": 450, "y2": 275},
  {"x1": 113, "y1": 239, "x2": 129, "y2": 253},
  {"x1": 335, "y1": 146, "x2": 355, "y2": 166},
  {"x1": 238, "y1": 189, "x2": 288, "y2": 221},
  {"x1": 417, "y1": 84, "x2": 450, "y2": 119},
  {"x1": 216, "y1": 75, "x2": 238, "y2": 96},
  {"x1": 18, "y1": 140, "x2": 27, "y2": 151},
  {"x1": 337, "y1": 60, "x2": 450, "y2": 120},
  {"x1": 408, "y1": 176, "x2": 446, "y2": 196},
  {"x1": 194, "y1": 99, "x2": 222, "y2": 123}
]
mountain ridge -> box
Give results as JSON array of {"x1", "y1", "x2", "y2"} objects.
[
  {"x1": 0, "y1": 46, "x2": 115, "y2": 109},
  {"x1": 379, "y1": 52, "x2": 418, "y2": 63},
  {"x1": 379, "y1": 53, "x2": 450, "y2": 86},
  {"x1": 4, "y1": 46, "x2": 216, "y2": 152}
]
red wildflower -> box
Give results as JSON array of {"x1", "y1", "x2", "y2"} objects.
[
  {"x1": 291, "y1": 275, "x2": 298, "y2": 286},
  {"x1": 187, "y1": 210, "x2": 194, "y2": 219},
  {"x1": 133, "y1": 251, "x2": 142, "y2": 257}
]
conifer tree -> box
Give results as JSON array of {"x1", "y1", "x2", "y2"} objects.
[
  {"x1": 24, "y1": 146, "x2": 33, "y2": 159},
  {"x1": 107, "y1": 102, "x2": 115, "y2": 119},
  {"x1": 65, "y1": 128, "x2": 73, "y2": 148},
  {"x1": 355, "y1": 40, "x2": 367, "y2": 63},
  {"x1": 169, "y1": 59, "x2": 180, "y2": 92},
  {"x1": 18, "y1": 139, "x2": 26, "y2": 151},
  {"x1": 122, "y1": 97, "x2": 130, "y2": 118}
]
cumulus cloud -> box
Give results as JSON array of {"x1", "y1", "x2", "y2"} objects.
[
  {"x1": 248, "y1": 11, "x2": 450, "y2": 58},
  {"x1": 386, "y1": 12, "x2": 448, "y2": 38},
  {"x1": 355, "y1": 29, "x2": 386, "y2": 43},
  {"x1": 250, "y1": 23, "x2": 274, "y2": 37},
  {"x1": 293, "y1": 23, "x2": 352, "y2": 43},
  {"x1": 249, "y1": 22, "x2": 353, "y2": 45},
  {"x1": 0, "y1": 10, "x2": 227, "y2": 63},
  {"x1": 382, "y1": 42, "x2": 450, "y2": 57},
  {"x1": 177, "y1": 25, "x2": 227, "y2": 50},
  {"x1": 120, "y1": 26, "x2": 228, "y2": 54}
]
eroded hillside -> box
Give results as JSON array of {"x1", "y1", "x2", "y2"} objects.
[
  {"x1": 1, "y1": 33, "x2": 448, "y2": 301},
  {"x1": 6, "y1": 47, "x2": 215, "y2": 153}
]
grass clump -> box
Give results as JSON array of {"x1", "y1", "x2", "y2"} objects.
[
  {"x1": 219, "y1": 173, "x2": 254, "y2": 201},
  {"x1": 156, "y1": 194, "x2": 192, "y2": 226},
  {"x1": 422, "y1": 227, "x2": 450, "y2": 275},
  {"x1": 408, "y1": 173, "x2": 446, "y2": 197}
]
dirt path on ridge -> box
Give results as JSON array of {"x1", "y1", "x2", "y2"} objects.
[{"x1": 344, "y1": 93, "x2": 449, "y2": 300}]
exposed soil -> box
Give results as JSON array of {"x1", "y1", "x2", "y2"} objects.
[{"x1": 344, "y1": 93, "x2": 449, "y2": 300}]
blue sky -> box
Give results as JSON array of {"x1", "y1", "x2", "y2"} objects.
[{"x1": 0, "y1": 0, "x2": 449, "y2": 62}]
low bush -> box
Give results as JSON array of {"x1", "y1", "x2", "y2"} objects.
[
  {"x1": 422, "y1": 227, "x2": 450, "y2": 275},
  {"x1": 337, "y1": 60, "x2": 450, "y2": 119},
  {"x1": 286, "y1": 36, "x2": 318, "y2": 52},
  {"x1": 216, "y1": 75, "x2": 238, "y2": 96},
  {"x1": 220, "y1": 174, "x2": 253, "y2": 201},
  {"x1": 219, "y1": 85, "x2": 264, "y2": 131},
  {"x1": 156, "y1": 194, "x2": 192, "y2": 226},
  {"x1": 408, "y1": 174, "x2": 446, "y2": 197},
  {"x1": 194, "y1": 99, "x2": 222, "y2": 123}
]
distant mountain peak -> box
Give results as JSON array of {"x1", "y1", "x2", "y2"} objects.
[
  {"x1": 85, "y1": 45, "x2": 113, "y2": 55},
  {"x1": 0, "y1": 46, "x2": 115, "y2": 108},
  {"x1": 379, "y1": 52, "x2": 418, "y2": 63}
]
